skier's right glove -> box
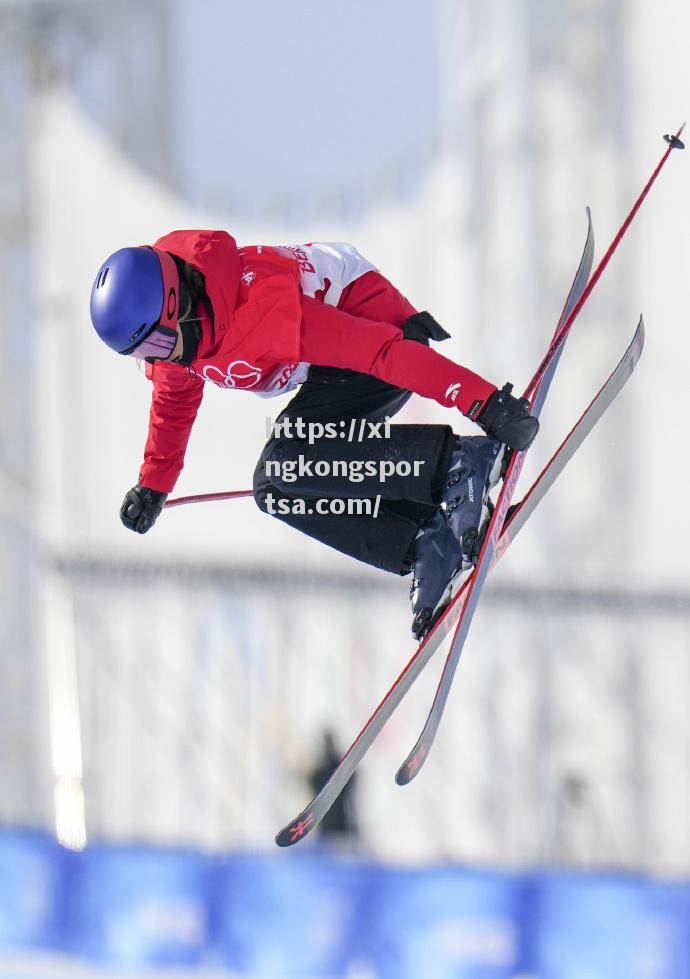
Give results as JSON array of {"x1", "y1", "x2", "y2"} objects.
[
  {"x1": 474, "y1": 383, "x2": 539, "y2": 451},
  {"x1": 120, "y1": 484, "x2": 167, "y2": 534}
]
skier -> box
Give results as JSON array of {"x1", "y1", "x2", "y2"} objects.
[{"x1": 90, "y1": 232, "x2": 538, "y2": 638}]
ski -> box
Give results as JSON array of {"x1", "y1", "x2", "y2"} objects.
[
  {"x1": 275, "y1": 314, "x2": 644, "y2": 846},
  {"x1": 395, "y1": 126, "x2": 684, "y2": 785}
]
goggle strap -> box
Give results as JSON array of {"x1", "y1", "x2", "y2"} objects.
[{"x1": 151, "y1": 247, "x2": 180, "y2": 329}]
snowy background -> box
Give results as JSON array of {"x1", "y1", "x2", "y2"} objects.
[{"x1": 1, "y1": 1, "x2": 689, "y2": 976}]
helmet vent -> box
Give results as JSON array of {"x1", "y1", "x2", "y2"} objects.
[{"x1": 96, "y1": 267, "x2": 109, "y2": 288}]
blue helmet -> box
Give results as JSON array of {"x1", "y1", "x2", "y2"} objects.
[{"x1": 90, "y1": 246, "x2": 180, "y2": 359}]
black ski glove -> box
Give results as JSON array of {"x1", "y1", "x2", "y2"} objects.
[
  {"x1": 401, "y1": 311, "x2": 451, "y2": 345},
  {"x1": 120, "y1": 484, "x2": 167, "y2": 534},
  {"x1": 475, "y1": 383, "x2": 539, "y2": 451}
]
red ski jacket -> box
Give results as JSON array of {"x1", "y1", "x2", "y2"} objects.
[{"x1": 139, "y1": 231, "x2": 495, "y2": 493}]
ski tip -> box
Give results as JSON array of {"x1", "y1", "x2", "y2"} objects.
[
  {"x1": 395, "y1": 745, "x2": 428, "y2": 785},
  {"x1": 394, "y1": 764, "x2": 409, "y2": 786},
  {"x1": 274, "y1": 811, "x2": 317, "y2": 847}
]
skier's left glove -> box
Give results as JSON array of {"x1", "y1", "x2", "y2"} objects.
[
  {"x1": 120, "y1": 484, "x2": 167, "y2": 534},
  {"x1": 474, "y1": 383, "x2": 539, "y2": 451}
]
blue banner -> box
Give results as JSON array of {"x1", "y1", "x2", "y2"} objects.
[
  {"x1": 213, "y1": 852, "x2": 369, "y2": 976},
  {"x1": 0, "y1": 830, "x2": 71, "y2": 952},
  {"x1": 72, "y1": 843, "x2": 211, "y2": 967},
  {"x1": 0, "y1": 830, "x2": 689, "y2": 977},
  {"x1": 368, "y1": 864, "x2": 529, "y2": 978},
  {"x1": 523, "y1": 872, "x2": 690, "y2": 979}
]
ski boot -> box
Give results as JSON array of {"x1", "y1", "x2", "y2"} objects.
[
  {"x1": 409, "y1": 510, "x2": 465, "y2": 641},
  {"x1": 441, "y1": 435, "x2": 507, "y2": 564},
  {"x1": 409, "y1": 436, "x2": 507, "y2": 640}
]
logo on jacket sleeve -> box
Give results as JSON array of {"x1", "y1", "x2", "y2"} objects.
[
  {"x1": 202, "y1": 361, "x2": 263, "y2": 389},
  {"x1": 444, "y1": 381, "x2": 463, "y2": 403}
]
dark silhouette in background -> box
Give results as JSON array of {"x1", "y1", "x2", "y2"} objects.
[{"x1": 308, "y1": 730, "x2": 359, "y2": 843}]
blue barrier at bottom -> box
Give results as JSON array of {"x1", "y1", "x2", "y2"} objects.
[
  {"x1": 213, "y1": 852, "x2": 368, "y2": 977},
  {"x1": 523, "y1": 873, "x2": 690, "y2": 979},
  {"x1": 0, "y1": 831, "x2": 71, "y2": 952},
  {"x1": 73, "y1": 843, "x2": 210, "y2": 967},
  {"x1": 0, "y1": 830, "x2": 689, "y2": 978},
  {"x1": 365, "y1": 865, "x2": 526, "y2": 979}
]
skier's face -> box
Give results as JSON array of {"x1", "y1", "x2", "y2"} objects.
[
  {"x1": 165, "y1": 326, "x2": 184, "y2": 361},
  {"x1": 138, "y1": 322, "x2": 183, "y2": 363},
  {"x1": 132, "y1": 324, "x2": 179, "y2": 361}
]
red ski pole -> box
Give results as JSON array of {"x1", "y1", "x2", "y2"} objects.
[
  {"x1": 164, "y1": 489, "x2": 253, "y2": 508},
  {"x1": 524, "y1": 122, "x2": 685, "y2": 401}
]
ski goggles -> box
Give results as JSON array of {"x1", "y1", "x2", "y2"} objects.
[{"x1": 127, "y1": 248, "x2": 180, "y2": 360}]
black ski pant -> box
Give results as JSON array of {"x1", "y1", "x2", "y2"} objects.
[{"x1": 253, "y1": 364, "x2": 455, "y2": 575}]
